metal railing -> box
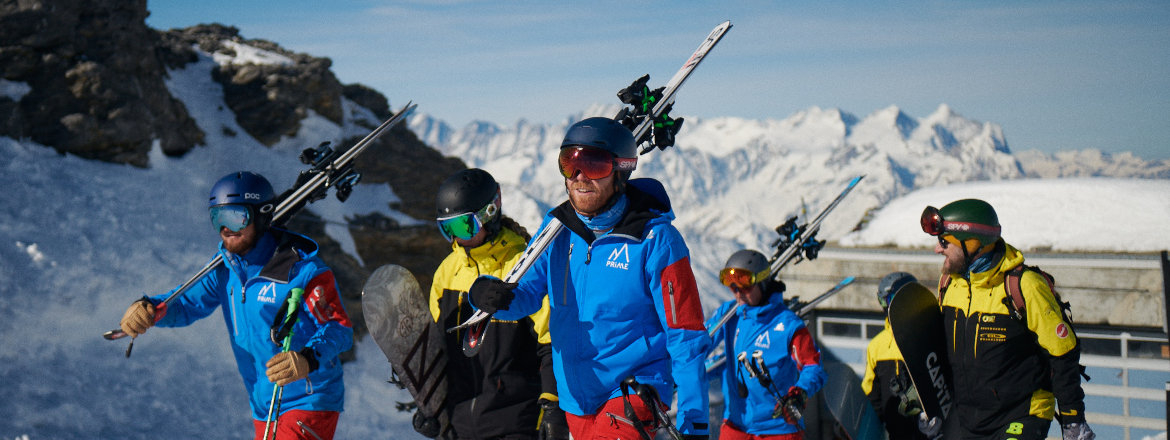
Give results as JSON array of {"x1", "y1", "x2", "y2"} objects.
[{"x1": 813, "y1": 314, "x2": 1168, "y2": 440}]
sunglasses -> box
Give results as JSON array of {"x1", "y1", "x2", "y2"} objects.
[
  {"x1": 437, "y1": 193, "x2": 500, "y2": 242},
  {"x1": 719, "y1": 267, "x2": 768, "y2": 289},
  {"x1": 558, "y1": 146, "x2": 637, "y2": 180},
  {"x1": 210, "y1": 204, "x2": 252, "y2": 233}
]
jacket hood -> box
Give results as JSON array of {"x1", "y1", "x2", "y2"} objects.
[{"x1": 968, "y1": 240, "x2": 1024, "y2": 289}]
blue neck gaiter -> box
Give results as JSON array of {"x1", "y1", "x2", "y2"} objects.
[{"x1": 576, "y1": 193, "x2": 627, "y2": 237}]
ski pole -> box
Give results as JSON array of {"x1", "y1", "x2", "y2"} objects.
[{"x1": 263, "y1": 287, "x2": 305, "y2": 440}]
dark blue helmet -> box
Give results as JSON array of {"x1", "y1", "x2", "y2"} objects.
[
  {"x1": 877, "y1": 272, "x2": 918, "y2": 310},
  {"x1": 209, "y1": 171, "x2": 276, "y2": 207},
  {"x1": 561, "y1": 117, "x2": 638, "y2": 162}
]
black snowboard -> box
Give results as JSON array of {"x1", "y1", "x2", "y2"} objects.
[
  {"x1": 362, "y1": 264, "x2": 450, "y2": 437},
  {"x1": 887, "y1": 282, "x2": 954, "y2": 422}
]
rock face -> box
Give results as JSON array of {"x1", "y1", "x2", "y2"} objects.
[
  {"x1": 0, "y1": 0, "x2": 203, "y2": 165},
  {"x1": 0, "y1": 0, "x2": 467, "y2": 339}
]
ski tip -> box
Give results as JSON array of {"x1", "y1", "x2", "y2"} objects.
[{"x1": 841, "y1": 276, "x2": 856, "y2": 285}]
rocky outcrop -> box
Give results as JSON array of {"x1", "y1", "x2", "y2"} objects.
[
  {"x1": 0, "y1": 0, "x2": 469, "y2": 339},
  {"x1": 0, "y1": 0, "x2": 203, "y2": 166}
]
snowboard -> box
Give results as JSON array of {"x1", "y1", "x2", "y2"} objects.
[
  {"x1": 887, "y1": 281, "x2": 954, "y2": 422},
  {"x1": 362, "y1": 264, "x2": 450, "y2": 437},
  {"x1": 820, "y1": 350, "x2": 888, "y2": 440}
]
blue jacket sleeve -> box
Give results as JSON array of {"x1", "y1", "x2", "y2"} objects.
[
  {"x1": 150, "y1": 261, "x2": 225, "y2": 327},
  {"x1": 489, "y1": 218, "x2": 555, "y2": 321},
  {"x1": 646, "y1": 225, "x2": 711, "y2": 435}
]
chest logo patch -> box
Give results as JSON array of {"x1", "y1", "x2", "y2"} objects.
[
  {"x1": 257, "y1": 282, "x2": 278, "y2": 304},
  {"x1": 754, "y1": 331, "x2": 771, "y2": 349},
  {"x1": 774, "y1": 322, "x2": 786, "y2": 332},
  {"x1": 606, "y1": 244, "x2": 631, "y2": 270},
  {"x1": 1055, "y1": 323, "x2": 1069, "y2": 339}
]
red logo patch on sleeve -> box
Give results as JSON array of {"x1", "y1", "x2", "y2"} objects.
[
  {"x1": 1055, "y1": 323, "x2": 1069, "y2": 339},
  {"x1": 305, "y1": 271, "x2": 353, "y2": 328}
]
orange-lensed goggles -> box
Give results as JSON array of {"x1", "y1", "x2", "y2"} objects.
[
  {"x1": 719, "y1": 267, "x2": 766, "y2": 288},
  {"x1": 558, "y1": 146, "x2": 636, "y2": 180}
]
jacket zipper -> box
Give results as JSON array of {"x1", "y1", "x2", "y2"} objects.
[
  {"x1": 667, "y1": 281, "x2": 677, "y2": 326},
  {"x1": 563, "y1": 243, "x2": 573, "y2": 306}
]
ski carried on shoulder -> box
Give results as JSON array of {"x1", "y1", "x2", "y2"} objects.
[
  {"x1": 448, "y1": 20, "x2": 732, "y2": 336},
  {"x1": 103, "y1": 102, "x2": 418, "y2": 356},
  {"x1": 706, "y1": 175, "x2": 865, "y2": 337}
]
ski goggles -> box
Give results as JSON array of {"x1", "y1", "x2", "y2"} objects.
[
  {"x1": 920, "y1": 206, "x2": 1001, "y2": 238},
  {"x1": 437, "y1": 193, "x2": 500, "y2": 242},
  {"x1": 558, "y1": 146, "x2": 637, "y2": 180},
  {"x1": 719, "y1": 267, "x2": 768, "y2": 289},
  {"x1": 209, "y1": 204, "x2": 252, "y2": 233}
]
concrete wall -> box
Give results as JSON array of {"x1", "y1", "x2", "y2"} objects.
[{"x1": 778, "y1": 247, "x2": 1167, "y2": 328}]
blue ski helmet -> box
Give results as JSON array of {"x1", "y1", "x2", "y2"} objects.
[
  {"x1": 877, "y1": 271, "x2": 918, "y2": 310},
  {"x1": 208, "y1": 171, "x2": 276, "y2": 230},
  {"x1": 560, "y1": 117, "x2": 638, "y2": 181},
  {"x1": 561, "y1": 117, "x2": 638, "y2": 159}
]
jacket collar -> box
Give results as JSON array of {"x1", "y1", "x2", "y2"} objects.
[
  {"x1": 452, "y1": 227, "x2": 527, "y2": 272},
  {"x1": 552, "y1": 178, "x2": 672, "y2": 245}
]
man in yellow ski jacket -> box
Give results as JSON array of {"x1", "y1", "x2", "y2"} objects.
[{"x1": 919, "y1": 198, "x2": 1094, "y2": 440}]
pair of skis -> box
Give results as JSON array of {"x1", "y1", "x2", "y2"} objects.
[
  {"x1": 102, "y1": 102, "x2": 418, "y2": 355},
  {"x1": 706, "y1": 175, "x2": 865, "y2": 338},
  {"x1": 448, "y1": 20, "x2": 733, "y2": 338}
]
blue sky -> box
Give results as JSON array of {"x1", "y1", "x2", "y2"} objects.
[{"x1": 147, "y1": 1, "x2": 1170, "y2": 160}]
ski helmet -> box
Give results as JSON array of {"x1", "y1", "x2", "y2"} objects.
[
  {"x1": 435, "y1": 168, "x2": 502, "y2": 241},
  {"x1": 208, "y1": 171, "x2": 277, "y2": 231},
  {"x1": 559, "y1": 117, "x2": 637, "y2": 179},
  {"x1": 719, "y1": 249, "x2": 772, "y2": 288},
  {"x1": 931, "y1": 198, "x2": 1001, "y2": 248},
  {"x1": 876, "y1": 272, "x2": 918, "y2": 310}
]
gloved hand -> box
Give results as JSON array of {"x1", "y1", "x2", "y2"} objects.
[
  {"x1": 917, "y1": 412, "x2": 942, "y2": 439},
  {"x1": 895, "y1": 379, "x2": 923, "y2": 417},
  {"x1": 1061, "y1": 422, "x2": 1095, "y2": 440},
  {"x1": 412, "y1": 410, "x2": 440, "y2": 438},
  {"x1": 779, "y1": 386, "x2": 806, "y2": 425},
  {"x1": 537, "y1": 398, "x2": 569, "y2": 440},
  {"x1": 468, "y1": 276, "x2": 516, "y2": 314},
  {"x1": 120, "y1": 297, "x2": 156, "y2": 337},
  {"x1": 265, "y1": 350, "x2": 312, "y2": 386}
]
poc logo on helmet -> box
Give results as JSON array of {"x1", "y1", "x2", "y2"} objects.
[{"x1": 244, "y1": 192, "x2": 263, "y2": 200}]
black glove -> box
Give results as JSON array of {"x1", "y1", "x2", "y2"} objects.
[
  {"x1": 1061, "y1": 422, "x2": 1095, "y2": 440},
  {"x1": 779, "y1": 386, "x2": 806, "y2": 425},
  {"x1": 412, "y1": 410, "x2": 440, "y2": 438},
  {"x1": 917, "y1": 413, "x2": 942, "y2": 440},
  {"x1": 537, "y1": 398, "x2": 569, "y2": 440},
  {"x1": 469, "y1": 276, "x2": 516, "y2": 314}
]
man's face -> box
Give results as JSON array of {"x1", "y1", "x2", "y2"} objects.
[
  {"x1": 455, "y1": 227, "x2": 489, "y2": 249},
  {"x1": 935, "y1": 235, "x2": 968, "y2": 274},
  {"x1": 730, "y1": 282, "x2": 764, "y2": 307},
  {"x1": 221, "y1": 221, "x2": 261, "y2": 255},
  {"x1": 565, "y1": 171, "x2": 617, "y2": 217}
]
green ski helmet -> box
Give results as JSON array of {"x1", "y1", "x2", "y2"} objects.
[
  {"x1": 920, "y1": 198, "x2": 1001, "y2": 249},
  {"x1": 876, "y1": 272, "x2": 918, "y2": 311}
]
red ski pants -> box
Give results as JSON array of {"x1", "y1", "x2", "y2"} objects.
[
  {"x1": 252, "y1": 409, "x2": 339, "y2": 440},
  {"x1": 565, "y1": 395, "x2": 663, "y2": 440},
  {"x1": 718, "y1": 420, "x2": 803, "y2": 440}
]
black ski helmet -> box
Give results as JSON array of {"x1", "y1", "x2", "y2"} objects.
[
  {"x1": 436, "y1": 168, "x2": 502, "y2": 239},
  {"x1": 876, "y1": 272, "x2": 918, "y2": 310},
  {"x1": 208, "y1": 171, "x2": 276, "y2": 228},
  {"x1": 436, "y1": 168, "x2": 500, "y2": 217},
  {"x1": 560, "y1": 117, "x2": 638, "y2": 177}
]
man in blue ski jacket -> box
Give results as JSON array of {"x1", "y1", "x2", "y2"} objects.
[
  {"x1": 119, "y1": 171, "x2": 353, "y2": 440},
  {"x1": 468, "y1": 117, "x2": 711, "y2": 440},
  {"x1": 706, "y1": 249, "x2": 826, "y2": 440}
]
